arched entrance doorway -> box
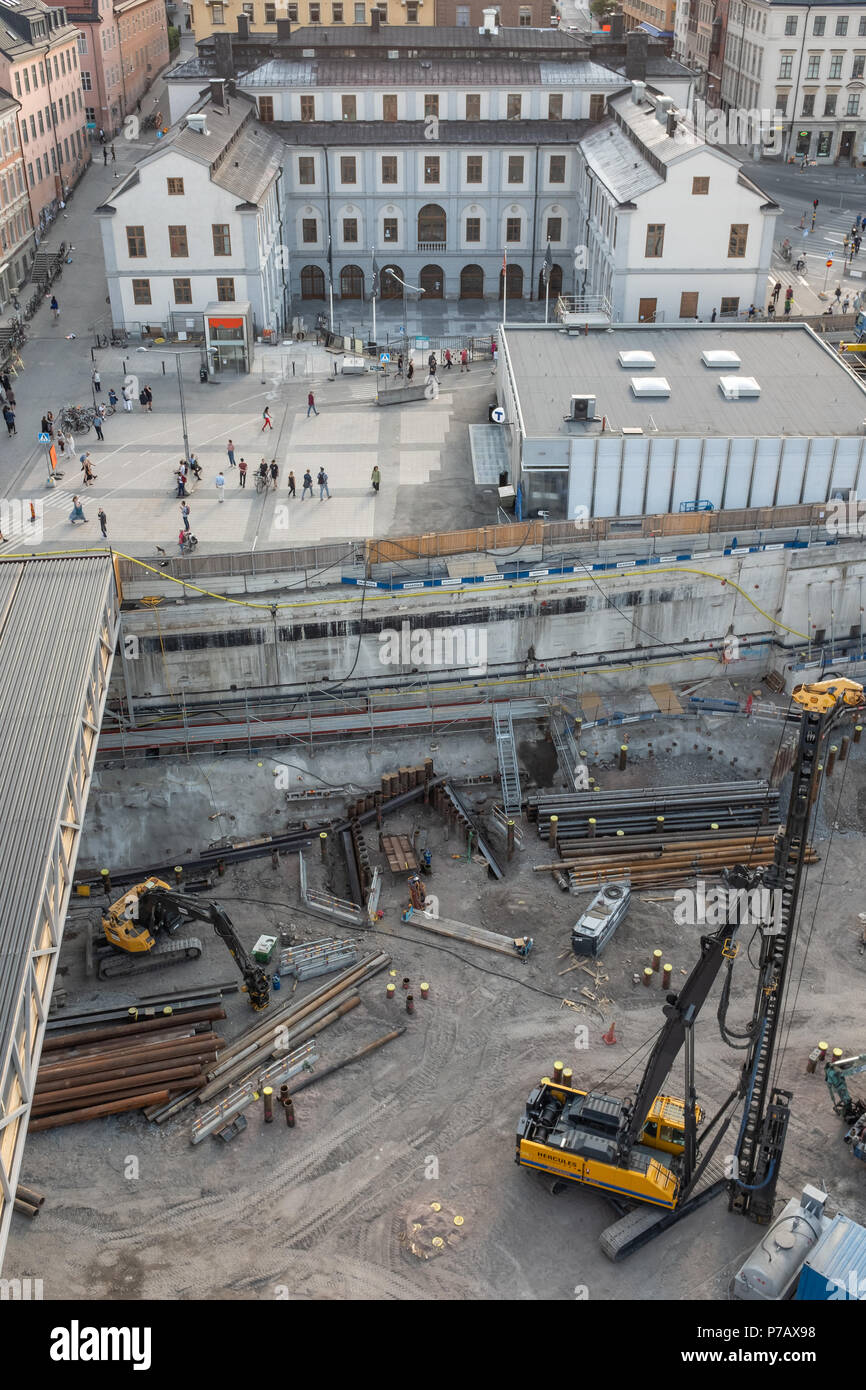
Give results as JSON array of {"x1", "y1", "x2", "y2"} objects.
[
  {"x1": 499, "y1": 264, "x2": 523, "y2": 300},
  {"x1": 537, "y1": 263, "x2": 562, "y2": 299},
  {"x1": 340, "y1": 264, "x2": 364, "y2": 299},
  {"x1": 300, "y1": 265, "x2": 325, "y2": 299},
  {"x1": 460, "y1": 264, "x2": 484, "y2": 298},
  {"x1": 420, "y1": 265, "x2": 444, "y2": 298},
  {"x1": 417, "y1": 204, "x2": 446, "y2": 247},
  {"x1": 381, "y1": 265, "x2": 404, "y2": 299}
]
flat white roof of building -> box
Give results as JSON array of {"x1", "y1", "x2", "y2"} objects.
[{"x1": 502, "y1": 323, "x2": 866, "y2": 439}]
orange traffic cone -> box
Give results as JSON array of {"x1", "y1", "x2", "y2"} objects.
[{"x1": 601, "y1": 1021, "x2": 618, "y2": 1046}]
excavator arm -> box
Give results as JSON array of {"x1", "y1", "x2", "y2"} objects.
[{"x1": 139, "y1": 889, "x2": 270, "y2": 1011}]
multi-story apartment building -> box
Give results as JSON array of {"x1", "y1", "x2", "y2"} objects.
[
  {"x1": 189, "y1": 0, "x2": 436, "y2": 44},
  {"x1": 0, "y1": 0, "x2": 89, "y2": 225},
  {"x1": 673, "y1": 0, "x2": 726, "y2": 105},
  {"x1": 97, "y1": 84, "x2": 286, "y2": 336},
  {"x1": 0, "y1": 92, "x2": 35, "y2": 299},
  {"x1": 577, "y1": 84, "x2": 778, "y2": 320},
  {"x1": 50, "y1": 0, "x2": 170, "y2": 138},
  {"x1": 435, "y1": 1, "x2": 558, "y2": 25},
  {"x1": 621, "y1": 0, "x2": 676, "y2": 43}
]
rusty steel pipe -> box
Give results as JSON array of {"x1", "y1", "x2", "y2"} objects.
[
  {"x1": 43, "y1": 1006, "x2": 225, "y2": 1052},
  {"x1": 29, "y1": 1090, "x2": 172, "y2": 1132}
]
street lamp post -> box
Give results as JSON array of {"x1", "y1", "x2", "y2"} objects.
[{"x1": 176, "y1": 354, "x2": 190, "y2": 460}]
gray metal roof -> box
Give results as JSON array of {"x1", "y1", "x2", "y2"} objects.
[
  {"x1": 578, "y1": 118, "x2": 662, "y2": 203},
  {"x1": 608, "y1": 89, "x2": 702, "y2": 165},
  {"x1": 502, "y1": 324, "x2": 866, "y2": 439},
  {"x1": 271, "y1": 22, "x2": 590, "y2": 49},
  {"x1": 276, "y1": 117, "x2": 589, "y2": 146},
  {"x1": 211, "y1": 121, "x2": 283, "y2": 203},
  {"x1": 239, "y1": 55, "x2": 625, "y2": 88}
]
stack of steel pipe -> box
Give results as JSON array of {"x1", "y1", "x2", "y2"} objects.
[
  {"x1": 145, "y1": 949, "x2": 393, "y2": 1123},
  {"x1": 529, "y1": 782, "x2": 779, "y2": 849},
  {"x1": 29, "y1": 1006, "x2": 226, "y2": 1132},
  {"x1": 534, "y1": 834, "x2": 816, "y2": 889}
]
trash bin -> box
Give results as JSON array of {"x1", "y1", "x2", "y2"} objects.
[{"x1": 199, "y1": 365, "x2": 208, "y2": 383}]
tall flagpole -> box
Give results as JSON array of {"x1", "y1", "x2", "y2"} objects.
[
  {"x1": 545, "y1": 277, "x2": 550, "y2": 325},
  {"x1": 502, "y1": 250, "x2": 507, "y2": 327},
  {"x1": 327, "y1": 234, "x2": 334, "y2": 333},
  {"x1": 371, "y1": 246, "x2": 377, "y2": 347}
]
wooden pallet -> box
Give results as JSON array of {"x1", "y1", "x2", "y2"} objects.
[{"x1": 381, "y1": 834, "x2": 418, "y2": 872}]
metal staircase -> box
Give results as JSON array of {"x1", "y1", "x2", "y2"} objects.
[{"x1": 492, "y1": 703, "x2": 522, "y2": 816}]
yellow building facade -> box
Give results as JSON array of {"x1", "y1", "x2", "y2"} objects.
[{"x1": 189, "y1": 0, "x2": 436, "y2": 42}]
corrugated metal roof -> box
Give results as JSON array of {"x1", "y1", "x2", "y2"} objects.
[
  {"x1": 539, "y1": 60, "x2": 625, "y2": 86},
  {"x1": 242, "y1": 57, "x2": 546, "y2": 86},
  {"x1": 800, "y1": 1214, "x2": 866, "y2": 1296},
  {"x1": 0, "y1": 554, "x2": 116, "y2": 1065},
  {"x1": 211, "y1": 121, "x2": 283, "y2": 203},
  {"x1": 276, "y1": 117, "x2": 589, "y2": 146},
  {"x1": 609, "y1": 90, "x2": 701, "y2": 163},
  {"x1": 579, "y1": 118, "x2": 662, "y2": 203}
]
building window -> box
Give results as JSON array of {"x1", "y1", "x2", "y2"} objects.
[
  {"x1": 456, "y1": 4, "x2": 470, "y2": 22},
  {"x1": 302, "y1": 217, "x2": 317, "y2": 242},
  {"x1": 81, "y1": 70, "x2": 91, "y2": 90},
  {"x1": 806, "y1": 55, "x2": 820, "y2": 80},
  {"x1": 167, "y1": 177, "x2": 184, "y2": 195},
  {"x1": 288, "y1": 3, "x2": 298, "y2": 18},
  {"x1": 692, "y1": 176, "x2": 710, "y2": 194},
  {"x1": 265, "y1": 3, "x2": 276, "y2": 18},
  {"x1": 13, "y1": 72, "x2": 20, "y2": 96},
  {"x1": 354, "y1": 1, "x2": 364, "y2": 17},
  {"x1": 817, "y1": 130, "x2": 833, "y2": 155},
  {"x1": 466, "y1": 154, "x2": 482, "y2": 182},
  {"x1": 132, "y1": 278, "x2": 151, "y2": 304},
  {"x1": 813, "y1": 15, "x2": 825, "y2": 34},
  {"x1": 549, "y1": 154, "x2": 565, "y2": 183},
  {"x1": 849, "y1": 93, "x2": 861, "y2": 115},
  {"x1": 720, "y1": 296, "x2": 739, "y2": 317},
  {"x1": 506, "y1": 93, "x2": 521, "y2": 119},
  {"x1": 546, "y1": 215, "x2": 562, "y2": 241},
  {"x1": 217, "y1": 277, "x2": 236, "y2": 301},
  {"x1": 465, "y1": 216, "x2": 481, "y2": 241},
  {"x1": 258, "y1": 97, "x2": 274, "y2": 122},
  {"x1": 589, "y1": 93, "x2": 605, "y2": 121},
  {"x1": 341, "y1": 95, "x2": 356, "y2": 121},
  {"x1": 381, "y1": 155, "x2": 397, "y2": 183},
  {"x1": 169, "y1": 225, "x2": 189, "y2": 257},
  {"x1": 298, "y1": 156, "x2": 315, "y2": 183},
  {"x1": 466, "y1": 93, "x2": 480, "y2": 119},
  {"x1": 340, "y1": 155, "x2": 356, "y2": 183},
  {"x1": 861, "y1": 16, "x2": 866, "y2": 35},
  {"x1": 854, "y1": 56, "x2": 866, "y2": 79},
  {"x1": 836, "y1": 15, "x2": 848, "y2": 34},
  {"x1": 300, "y1": 95, "x2": 315, "y2": 121},
  {"x1": 784, "y1": 14, "x2": 797, "y2": 34},
  {"x1": 309, "y1": 3, "x2": 320, "y2": 19},
  {"x1": 333, "y1": 2, "x2": 343, "y2": 18},
  {"x1": 645, "y1": 223, "x2": 665, "y2": 257},
  {"x1": 407, "y1": 1, "x2": 418, "y2": 18},
  {"x1": 548, "y1": 93, "x2": 563, "y2": 120},
  {"x1": 802, "y1": 93, "x2": 815, "y2": 116},
  {"x1": 424, "y1": 155, "x2": 440, "y2": 183},
  {"x1": 211, "y1": 2, "x2": 224, "y2": 21},
  {"x1": 779, "y1": 55, "x2": 793, "y2": 79},
  {"x1": 506, "y1": 216, "x2": 521, "y2": 242},
  {"x1": 212, "y1": 224, "x2": 231, "y2": 256},
  {"x1": 424, "y1": 94, "x2": 439, "y2": 118},
  {"x1": 85, "y1": 107, "x2": 94, "y2": 124},
  {"x1": 775, "y1": 91, "x2": 788, "y2": 115},
  {"x1": 728, "y1": 223, "x2": 748, "y2": 257},
  {"x1": 126, "y1": 225, "x2": 146, "y2": 257},
  {"x1": 508, "y1": 155, "x2": 524, "y2": 183},
  {"x1": 824, "y1": 94, "x2": 837, "y2": 116},
  {"x1": 829, "y1": 54, "x2": 843, "y2": 79},
  {"x1": 383, "y1": 216, "x2": 398, "y2": 241},
  {"x1": 343, "y1": 216, "x2": 358, "y2": 242},
  {"x1": 77, "y1": 32, "x2": 87, "y2": 53},
  {"x1": 173, "y1": 278, "x2": 192, "y2": 304},
  {"x1": 383, "y1": 94, "x2": 397, "y2": 121},
  {"x1": 519, "y1": 5, "x2": 531, "y2": 23}
]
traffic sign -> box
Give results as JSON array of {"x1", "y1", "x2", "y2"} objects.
[
  {"x1": 827, "y1": 259, "x2": 833, "y2": 267},
  {"x1": 37, "y1": 432, "x2": 50, "y2": 443},
  {"x1": 379, "y1": 352, "x2": 391, "y2": 363},
  {"x1": 491, "y1": 407, "x2": 506, "y2": 424}
]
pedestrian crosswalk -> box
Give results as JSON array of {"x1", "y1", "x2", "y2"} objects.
[
  {"x1": 780, "y1": 206, "x2": 866, "y2": 264},
  {"x1": 0, "y1": 484, "x2": 104, "y2": 554}
]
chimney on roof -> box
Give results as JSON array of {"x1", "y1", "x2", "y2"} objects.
[
  {"x1": 213, "y1": 33, "x2": 234, "y2": 77},
  {"x1": 608, "y1": 11, "x2": 624, "y2": 39},
  {"x1": 655, "y1": 95, "x2": 673, "y2": 125},
  {"x1": 631, "y1": 79, "x2": 646, "y2": 104},
  {"x1": 276, "y1": 17, "x2": 292, "y2": 37},
  {"x1": 237, "y1": 13, "x2": 249, "y2": 39},
  {"x1": 209, "y1": 78, "x2": 225, "y2": 108},
  {"x1": 625, "y1": 29, "x2": 647, "y2": 81}
]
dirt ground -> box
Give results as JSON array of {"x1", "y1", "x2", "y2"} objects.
[{"x1": 6, "y1": 703, "x2": 866, "y2": 1302}]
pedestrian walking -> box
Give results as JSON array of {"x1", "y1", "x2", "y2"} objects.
[
  {"x1": 122, "y1": 384, "x2": 134, "y2": 411},
  {"x1": 103, "y1": 147, "x2": 108, "y2": 166},
  {"x1": 258, "y1": 458, "x2": 268, "y2": 486},
  {"x1": 97, "y1": 507, "x2": 107, "y2": 538},
  {"x1": 710, "y1": 308, "x2": 717, "y2": 323},
  {"x1": 262, "y1": 406, "x2": 273, "y2": 431},
  {"x1": 301, "y1": 469, "x2": 313, "y2": 500},
  {"x1": 3, "y1": 403, "x2": 15, "y2": 436},
  {"x1": 772, "y1": 281, "x2": 782, "y2": 303},
  {"x1": 371, "y1": 465, "x2": 380, "y2": 493},
  {"x1": 238, "y1": 457, "x2": 247, "y2": 488},
  {"x1": 80, "y1": 453, "x2": 96, "y2": 485},
  {"x1": 92, "y1": 369, "x2": 101, "y2": 393},
  {"x1": 747, "y1": 303, "x2": 756, "y2": 320},
  {"x1": 1, "y1": 372, "x2": 11, "y2": 394},
  {"x1": 98, "y1": 127, "x2": 105, "y2": 144},
  {"x1": 317, "y1": 467, "x2": 330, "y2": 500},
  {"x1": 215, "y1": 471, "x2": 226, "y2": 502},
  {"x1": 176, "y1": 467, "x2": 187, "y2": 498},
  {"x1": 93, "y1": 416, "x2": 104, "y2": 441},
  {"x1": 843, "y1": 295, "x2": 851, "y2": 313},
  {"x1": 188, "y1": 453, "x2": 202, "y2": 481},
  {"x1": 56, "y1": 431, "x2": 67, "y2": 456},
  {"x1": 767, "y1": 300, "x2": 775, "y2": 318},
  {"x1": 307, "y1": 391, "x2": 318, "y2": 417},
  {"x1": 396, "y1": 354, "x2": 404, "y2": 378},
  {"x1": 108, "y1": 387, "x2": 118, "y2": 408},
  {"x1": 143, "y1": 385, "x2": 153, "y2": 411},
  {"x1": 287, "y1": 470, "x2": 296, "y2": 498},
  {"x1": 50, "y1": 295, "x2": 59, "y2": 320},
  {"x1": 227, "y1": 438, "x2": 236, "y2": 468},
  {"x1": 5, "y1": 388, "x2": 14, "y2": 409},
  {"x1": 69, "y1": 495, "x2": 86, "y2": 524},
  {"x1": 111, "y1": 143, "x2": 116, "y2": 162},
  {"x1": 428, "y1": 352, "x2": 437, "y2": 377},
  {"x1": 835, "y1": 285, "x2": 842, "y2": 303},
  {"x1": 784, "y1": 295, "x2": 793, "y2": 315},
  {"x1": 444, "y1": 349, "x2": 453, "y2": 370},
  {"x1": 460, "y1": 348, "x2": 469, "y2": 372},
  {"x1": 181, "y1": 502, "x2": 191, "y2": 533},
  {"x1": 856, "y1": 237, "x2": 862, "y2": 257},
  {"x1": 269, "y1": 459, "x2": 279, "y2": 490},
  {"x1": 407, "y1": 360, "x2": 415, "y2": 382},
  {"x1": 811, "y1": 212, "x2": 817, "y2": 230},
  {"x1": 41, "y1": 411, "x2": 54, "y2": 437},
  {"x1": 139, "y1": 387, "x2": 147, "y2": 410}
]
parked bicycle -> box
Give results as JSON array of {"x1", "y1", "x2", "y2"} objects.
[{"x1": 58, "y1": 404, "x2": 95, "y2": 435}]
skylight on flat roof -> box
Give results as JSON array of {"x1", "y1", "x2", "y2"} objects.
[{"x1": 631, "y1": 376, "x2": 671, "y2": 398}]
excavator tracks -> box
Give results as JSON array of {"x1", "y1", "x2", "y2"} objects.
[{"x1": 94, "y1": 936, "x2": 203, "y2": 980}]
